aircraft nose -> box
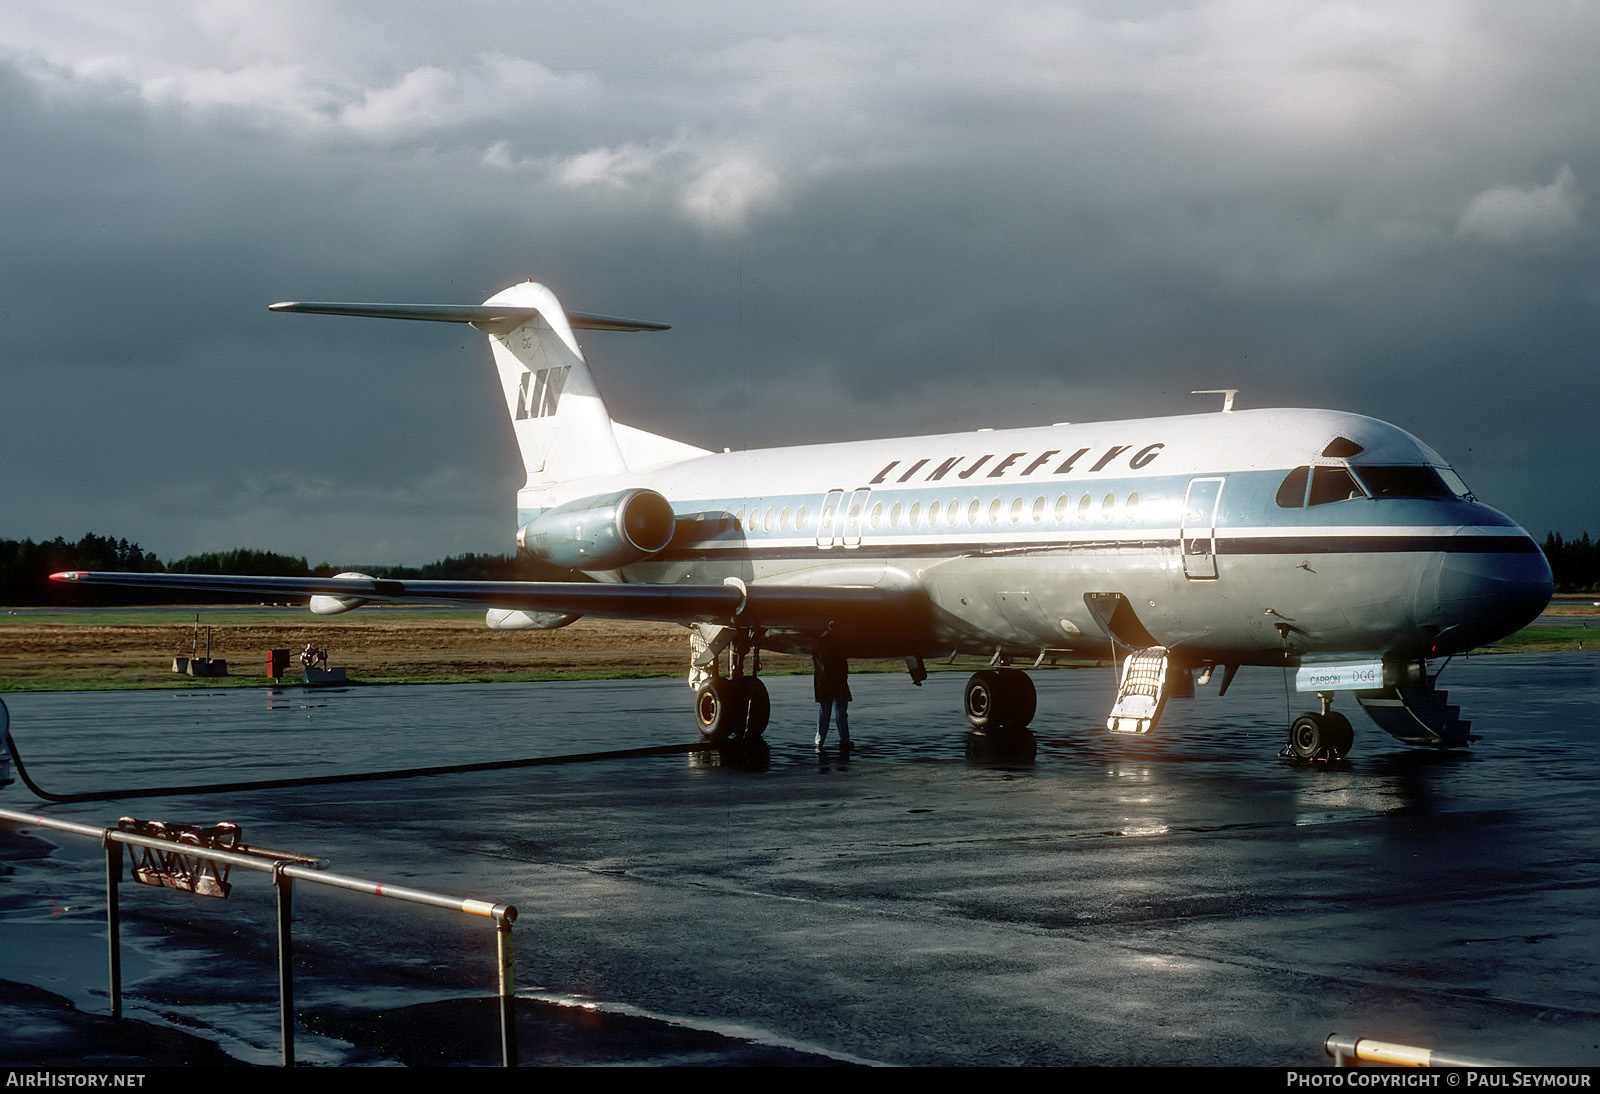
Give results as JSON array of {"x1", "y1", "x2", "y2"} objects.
[{"x1": 1420, "y1": 535, "x2": 1553, "y2": 654}]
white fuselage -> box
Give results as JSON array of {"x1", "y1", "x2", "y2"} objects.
[{"x1": 518, "y1": 407, "x2": 1552, "y2": 667}]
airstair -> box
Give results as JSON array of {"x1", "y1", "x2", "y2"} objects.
[
  {"x1": 1107, "y1": 647, "x2": 1171, "y2": 734},
  {"x1": 1355, "y1": 684, "x2": 1473, "y2": 747}
]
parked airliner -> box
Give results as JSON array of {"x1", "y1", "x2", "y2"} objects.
[{"x1": 54, "y1": 280, "x2": 1553, "y2": 758}]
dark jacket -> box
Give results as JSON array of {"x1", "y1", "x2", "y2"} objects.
[{"x1": 812, "y1": 648, "x2": 852, "y2": 703}]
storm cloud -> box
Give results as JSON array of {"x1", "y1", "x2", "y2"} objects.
[{"x1": 2, "y1": 1, "x2": 1595, "y2": 563}]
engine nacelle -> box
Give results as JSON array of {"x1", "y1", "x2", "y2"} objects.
[
  {"x1": 309, "y1": 571, "x2": 375, "y2": 616},
  {"x1": 486, "y1": 608, "x2": 581, "y2": 630},
  {"x1": 517, "y1": 488, "x2": 676, "y2": 571}
]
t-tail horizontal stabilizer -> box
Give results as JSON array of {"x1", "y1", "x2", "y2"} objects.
[
  {"x1": 267, "y1": 300, "x2": 670, "y2": 333},
  {"x1": 271, "y1": 282, "x2": 673, "y2": 492}
]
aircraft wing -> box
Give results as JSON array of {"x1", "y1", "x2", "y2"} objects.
[{"x1": 48, "y1": 571, "x2": 927, "y2": 633}]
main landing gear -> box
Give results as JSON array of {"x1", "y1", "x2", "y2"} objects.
[
  {"x1": 695, "y1": 675, "x2": 769, "y2": 742},
  {"x1": 1283, "y1": 692, "x2": 1354, "y2": 761},
  {"x1": 962, "y1": 666, "x2": 1038, "y2": 761},
  {"x1": 963, "y1": 668, "x2": 1036, "y2": 732},
  {"x1": 692, "y1": 626, "x2": 769, "y2": 743}
]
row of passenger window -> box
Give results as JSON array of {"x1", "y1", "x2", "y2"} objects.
[{"x1": 728, "y1": 492, "x2": 1146, "y2": 535}]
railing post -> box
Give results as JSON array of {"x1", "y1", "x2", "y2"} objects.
[
  {"x1": 275, "y1": 864, "x2": 295, "y2": 1067},
  {"x1": 103, "y1": 832, "x2": 122, "y2": 1020},
  {"x1": 497, "y1": 908, "x2": 517, "y2": 1067}
]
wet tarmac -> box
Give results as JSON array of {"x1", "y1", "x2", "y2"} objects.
[{"x1": 2, "y1": 652, "x2": 1599, "y2": 1067}]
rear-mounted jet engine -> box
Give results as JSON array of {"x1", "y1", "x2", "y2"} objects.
[{"x1": 517, "y1": 487, "x2": 676, "y2": 571}]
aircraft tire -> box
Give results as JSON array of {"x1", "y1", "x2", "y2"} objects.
[
  {"x1": 1289, "y1": 714, "x2": 1322, "y2": 759},
  {"x1": 1289, "y1": 712, "x2": 1354, "y2": 760},
  {"x1": 1322, "y1": 711, "x2": 1354, "y2": 759},
  {"x1": 695, "y1": 678, "x2": 747, "y2": 742},
  {"x1": 996, "y1": 668, "x2": 1036, "y2": 729},
  {"x1": 745, "y1": 678, "x2": 770, "y2": 739},
  {"x1": 964, "y1": 671, "x2": 1004, "y2": 731}
]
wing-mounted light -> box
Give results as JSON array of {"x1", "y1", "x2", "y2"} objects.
[
  {"x1": 517, "y1": 488, "x2": 676, "y2": 571},
  {"x1": 308, "y1": 572, "x2": 376, "y2": 616}
]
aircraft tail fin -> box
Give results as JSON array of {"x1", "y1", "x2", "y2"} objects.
[{"x1": 271, "y1": 282, "x2": 670, "y2": 493}]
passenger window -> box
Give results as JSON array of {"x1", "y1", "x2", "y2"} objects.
[
  {"x1": 1101, "y1": 493, "x2": 1116, "y2": 519},
  {"x1": 928, "y1": 500, "x2": 941, "y2": 525},
  {"x1": 1054, "y1": 495, "x2": 1069, "y2": 522},
  {"x1": 1125, "y1": 492, "x2": 1139, "y2": 520},
  {"x1": 1077, "y1": 494, "x2": 1092, "y2": 521},
  {"x1": 1032, "y1": 496, "x2": 1046, "y2": 522},
  {"x1": 967, "y1": 499, "x2": 982, "y2": 524},
  {"x1": 1308, "y1": 467, "x2": 1366, "y2": 506},
  {"x1": 796, "y1": 505, "x2": 807, "y2": 529},
  {"x1": 1010, "y1": 498, "x2": 1025, "y2": 524},
  {"x1": 1276, "y1": 467, "x2": 1309, "y2": 508},
  {"x1": 889, "y1": 501, "x2": 903, "y2": 527},
  {"x1": 870, "y1": 502, "x2": 884, "y2": 528},
  {"x1": 988, "y1": 498, "x2": 1003, "y2": 524},
  {"x1": 908, "y1": 501, "x2": 920, "y2": 526}
]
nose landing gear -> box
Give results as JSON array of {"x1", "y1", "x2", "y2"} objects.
[{"x1": 1283, "y1": 692, "x2": 1354, "y2": 761}]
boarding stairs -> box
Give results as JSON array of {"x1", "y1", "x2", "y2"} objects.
[
  {"x1": 1107, "y1": 647, "x2": 1171, "y2": 734},
  {"x1": 1355, "y1": 684, "x2": 1473, "y2": 748}
]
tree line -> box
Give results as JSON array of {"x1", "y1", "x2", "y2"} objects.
[
  {"x1": 0, "y1": 533, "x2": 581, "y2": 606},
  {"x1": 3, "y1": 530, "x2": 1597, "y2": 606},
  {"x1": 1543, "y1": 533, "x2": 1600, "y2": 594}
]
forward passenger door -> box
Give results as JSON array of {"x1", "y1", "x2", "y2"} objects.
[{"x1": 1180, "y1": 477, "x2": 1224, "y2": 579}]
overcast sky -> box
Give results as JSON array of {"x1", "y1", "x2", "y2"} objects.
[{"x1": 2, "y1": 1, "x2": 1595, "y2": 564}]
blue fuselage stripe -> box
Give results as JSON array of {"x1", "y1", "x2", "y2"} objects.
[{"x1": 641, "y1": 534, "x2": 1539, "y2": 564}]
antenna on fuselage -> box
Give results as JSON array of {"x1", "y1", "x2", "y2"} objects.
[{"x1": 1192, "y1": 389, "x2": 1238, "y2": 412}]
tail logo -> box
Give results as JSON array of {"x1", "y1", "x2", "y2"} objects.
[{"x1": 515, "y1": 366, "x2": 570, "y2": 420}]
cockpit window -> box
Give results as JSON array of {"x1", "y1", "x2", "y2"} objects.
[
  {"x1": 1276, "y1": 466, "x2": 1310, "y2": 508},
  {"x1": 1438, "y1": 468, "x2": 1474, "y2": 500},
  {"x1": 1351, "y1": 466, "x2": 1455, "y2": 500},
  {"x1": 1307, "y1": 466, "x2": 1366, "y2": 506},
  {"x1": 1281, "y1": 464, "x2": 1467, "y2": 507},
  {"x1": 1277, "y1": 465, "x2": 1369, "y2": 507}
]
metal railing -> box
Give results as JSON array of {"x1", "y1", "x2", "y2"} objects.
[
  {"x1": 0, "y1": 805, "x2": 520, "y2": 1067},
  {"x1": 1325, "y1": 1032, "x2": 1514, "y2": 1068}
]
